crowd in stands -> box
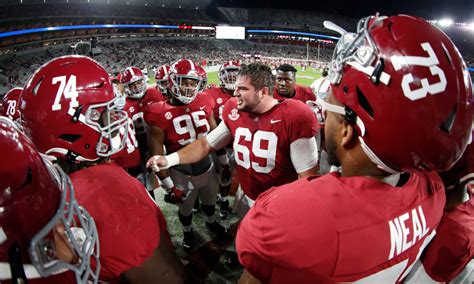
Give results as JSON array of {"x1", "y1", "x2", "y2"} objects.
[
  {"x1": 0, "y1": 2, "x2": 472, "y2": 95},
  {"x1": 0, "y1": 37, "x2": 334, "y2": 94},
  {"x1": 216, "y1": 7, "x2": 356, "y2": 34}
]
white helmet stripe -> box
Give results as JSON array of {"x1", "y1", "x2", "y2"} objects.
[
  {"x1": 188, "y1": 60, "x2": 196, "y2": 71},
  {"x1": 128, "y1": 67, "x2": 135, "y2": 76}
]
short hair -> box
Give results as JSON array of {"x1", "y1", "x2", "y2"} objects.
[
  {"x1": 322, "y1": 67, "x2": 329, "y2": 77},
  {"x1": 238, "y1": 63, "x2": 274, "y2": 91},
  {"x1": 276, "y1": 64, "x2": 297, "y2": 73}
]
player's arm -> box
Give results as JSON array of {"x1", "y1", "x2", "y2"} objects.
[
  {"x1": 147, "y1": 124, "x2": 186, "y2": 203},
  {"x1": 208, "y1": 112, "x2": 232, "y2": 184},
  {"x1": 147, "y1": 124, "x2": 168, "y2": 180},
  {"x1": 290, "y1": 137, "x2": 319, "y2": 178},
  {"x1": 147, "y1": 121, "x2": 233, "y2": 171},
  {"x1": 239, "y1": 270, "x2": 262, "y2": 284},
  {"x1": 121, "y1": 231, "x2": 186, "y2": 284}
]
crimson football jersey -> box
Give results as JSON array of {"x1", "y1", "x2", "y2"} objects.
[
  {"x1": 70, "y1": 163, "x2": 167, "y2": 282},
  {"x1": 144, "y1": 93, "x2": 214, "y2": 153},
  {"x1": 110, "y1": 118, "x2": 141, "y2": 169},
  {"x1": 124, "y1": 86, "x2": 164, "y2": 136},
  {"x1": 273, "y1": 84, "x2": 316, "y2": 103},
  {"x1": 236, "y1": 172, "x2": 446, "y2": 283},
  {"x1": 222, "y1": 98, "x2": 318, "y2": 200},
  {"x1": 201, "y1": 86, "x2": 234, "y2": 122},
  {"x1": 416, "y1": 194, "x2": 474, "y2": 282}
]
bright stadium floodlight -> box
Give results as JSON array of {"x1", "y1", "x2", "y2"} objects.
[
  {"x1": 468, "y1": 23, "x2": 474, "y2": 31},
  {"x1": 438, "y1": 19, "x2": 453, "y2": 27}
]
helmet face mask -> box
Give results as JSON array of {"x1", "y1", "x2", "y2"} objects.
[
  {"x1": 119, "y1": 67, "x2": 147, "y2": 99},
  {"x1": 84, "y1": 97, "x2": 129, "y2": 157},
  {"x1": 170, "y1": 75, "x2": 203, "y2": 104},
  {"x1": 327, "y1": 15, "x2": 380, "y2": 85},
  {"x1": 219, "y1": 61, "x2": 241, "y2": 91},
  {"x1": 169, "y1": 59, "x2": 206, "y2": 105},
  {"x1": 156, "y1": 79, "x2": 169, "y2": 94},
  {"x1": 30, "y1": 160, "x2": 100, "y2": 284},
  {"x1": 125, "y1": 79, "x2": 146, "y2": 99},
  {"x1": 0, "y1": 116, "x2": 100, "y2": 283},
  {"x1": 155, "y1": 65, "x2": 171, "y2": 94}
]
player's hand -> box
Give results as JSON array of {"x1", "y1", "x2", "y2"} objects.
[
  {"x1": 146, "y1": 155, "x2": 168, "y2": 172},
  {"x1": 164, "y1": 186, "x2": 188, "y2": 204}
]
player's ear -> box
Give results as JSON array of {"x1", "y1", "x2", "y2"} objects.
[
  {"x1": 340, "y1": 122, "x2": 357, "y2": 148},
  {"x1": 261, "y1": 86, "x2": 270, "y2": 97}
]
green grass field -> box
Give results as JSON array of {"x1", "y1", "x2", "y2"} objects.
[{"x1": 148, "y1": 65, "x2": 323, "y2": 87}]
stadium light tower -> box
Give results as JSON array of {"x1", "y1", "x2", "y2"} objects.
[{"x1": 438, "y1": 19, "x2": 453, "y2": 27}]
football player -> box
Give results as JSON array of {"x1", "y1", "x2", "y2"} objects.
[
  {"x1": 201, "y1": 60, "x2": 242, "y2": 218},
  {"x1": 147, "y1": 62, "x2": 320, "y2": 219},
  {"x1": 273, "y1": 63, "x2": 316, "y2": 103},
  {"x1": 0, "y1": 116, "x2": 99, "y2": 284},
  {"x1": 236, "y1": 14, "x2": 472, "y2": 283},
  {"x1": 145, "y1": 59, "x2": 228, "y2": 250},
  {"x1": 118, "y1": 66, "x2": 164, "y2": 194},
  {"x1": 20, "y1": 55, "x2": 185, "y2": 283},
  {"x1": 155, "y1": 64, "x2": 171, "y2": 98},
  {"x1": 108, "y1": 75, "x2": 142, "y2": 176}
]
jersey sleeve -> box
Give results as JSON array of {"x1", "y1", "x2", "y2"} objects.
[
  {"x1": 146, "y1": 87, "x2": 164, "y2": 104},
  {"x1": 143, "y1": 101, "x2": 164, "y2": 127},
  {"x1": 286, "y1": 100, "x2": 319, "y2": 143},
  {"x1": 199, "y1": 92, "x2": 215, "y2": 118},
  {"x1": 200, "y1": 89, "x2": 216, "y2": 113},
  {"x1": 221, "y1": 97, "x2": 238, "y2": 128},
  {"x1": 301, "y1": 85, "x2": 316, "y2": 102}
]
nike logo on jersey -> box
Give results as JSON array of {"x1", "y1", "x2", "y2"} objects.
[
  {"x1": 270, "y1": 119, "x2": 282, "y2": 124},
  {"x1": 388, "y1": 205, "x2": 429, "y2": 260},
  {"x1": 200, "y1": 106, "x2": 206, "y2": 110}
]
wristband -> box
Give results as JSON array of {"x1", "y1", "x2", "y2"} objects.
[
  {"x1": 165, "y1": 152, "x2": 180, "y2": 168},
  {"x1": 161, "y1": 176, "x2": 174, "y2": 190}
]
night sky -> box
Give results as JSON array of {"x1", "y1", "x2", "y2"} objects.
[{"x1": 218, "y1": 0, "x2": 474, "y2": 22}]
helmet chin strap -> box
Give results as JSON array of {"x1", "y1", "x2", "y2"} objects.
[
  {"x1": 7, "y1": 244, "x2": 28, "y2": 283},
  {"x1": 359, "y1": 137, "x2": 401, "y2": 174},
  {"x1": 0, "y1": 261, "x2": 68, "y2": 281}
]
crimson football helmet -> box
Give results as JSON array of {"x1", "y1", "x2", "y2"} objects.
[
  {"x1": 196, "y1": 65, "x2": 208, "y2": 92},
  {"x1": 325, "y1": 14, "x2": 472, "y2": 173},
  {"x1": 2, "y1": 87, "x2": 23, "y2": 122},
  {"x1": 21, "y1": 55, "x2": 129, "y2": 162},
  {"x1": 219, "y1": 60, "x2": 241, "y2": 91},
  {"x1": 0, "y1": 117, "x2": 99, "y2": 283},
  {"x1": 168, "y1": 59, "x2": 206, "y2": 104},
  {"x1": 155, "y1": 64, "x2": 171, "y2": 94},
  {"x1": 118, "y1": 66, "x2": 147, "y2": 99}
]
